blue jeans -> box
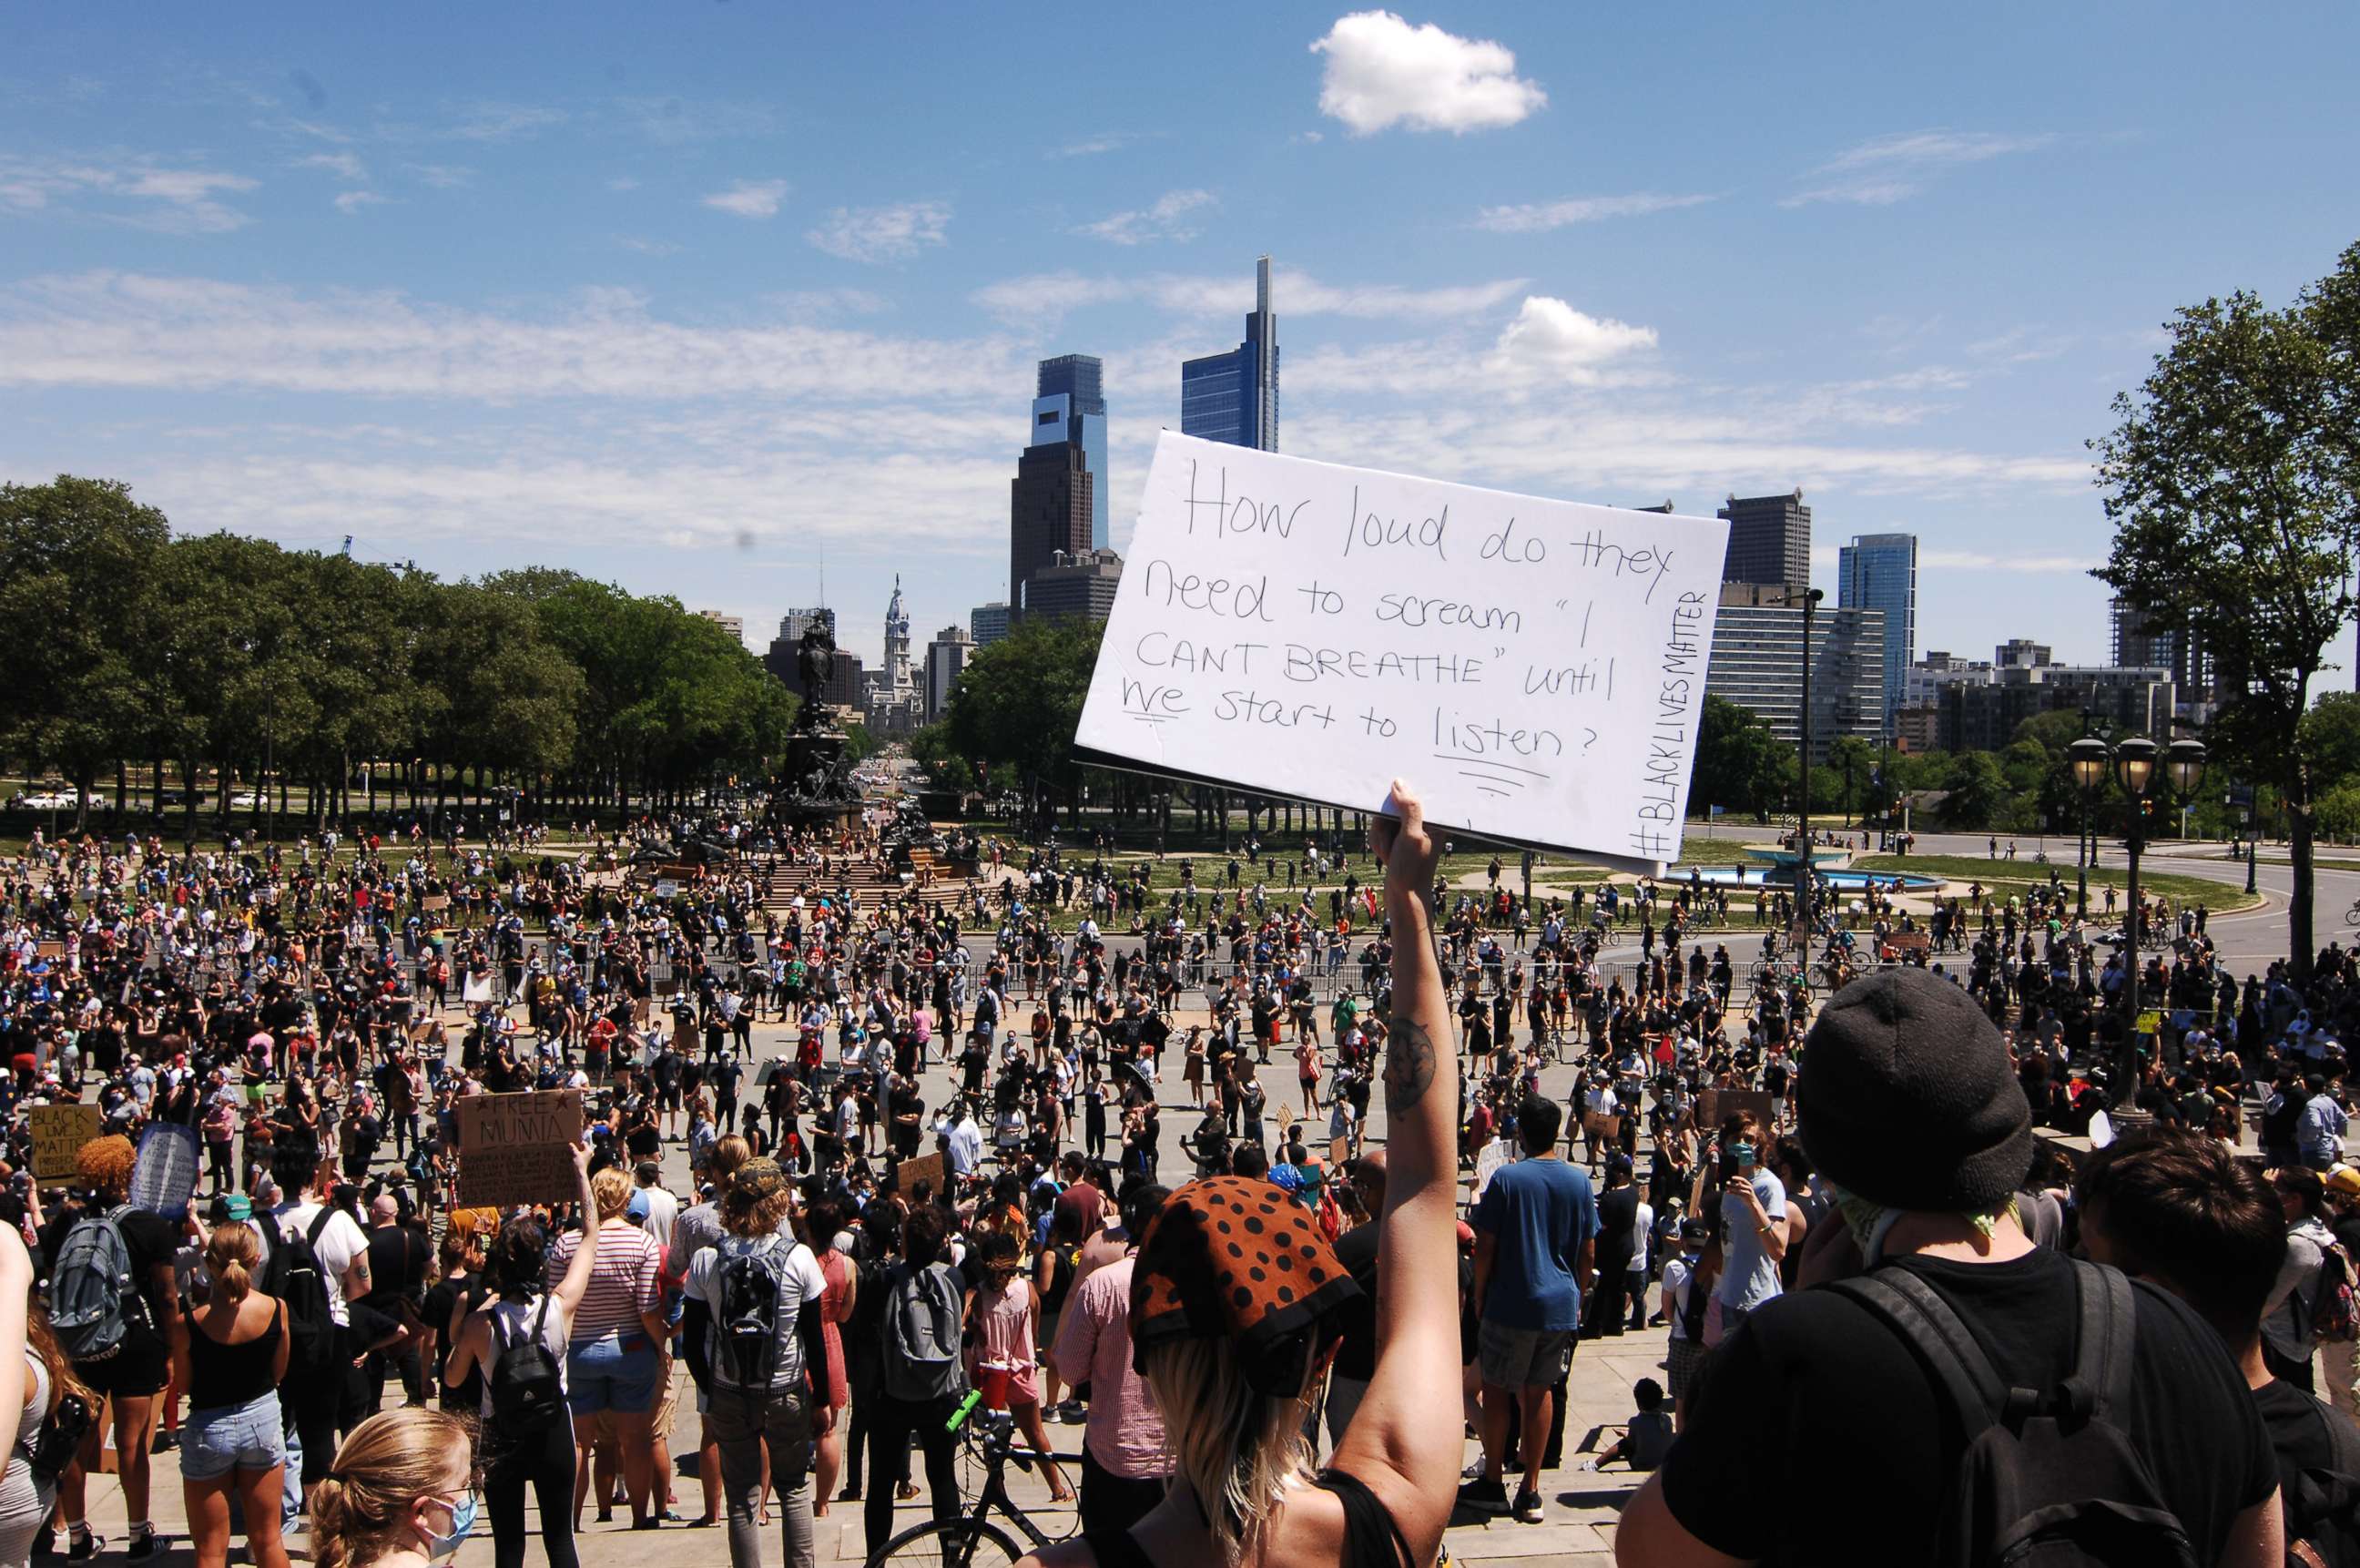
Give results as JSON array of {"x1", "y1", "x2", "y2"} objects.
[{"x1": 566, "y1": 1334, "x2": 662, "y2": 1416}]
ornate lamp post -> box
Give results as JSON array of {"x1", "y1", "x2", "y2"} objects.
[
  {"x1": 2068, "y1": 731, "x2": 2111, "y2": 921},
  {"x1": 2070, "y1": 733, "x2": 2204, "y2": 1086}
]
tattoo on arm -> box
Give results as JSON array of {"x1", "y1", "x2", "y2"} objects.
[{"x1": 1384, "y1": 1017, "x2": 1438, "y2": 1115}]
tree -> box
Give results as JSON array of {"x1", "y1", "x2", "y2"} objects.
[
  {"x1": 2092, "y1": 242, "x2": 2360, "y2": 981},
  {"x1": 941, "y1": 617, "x2": 1104, "y2": 822},
  {"x1": 1826, "y1": 736, "x2": 1877, "y2": 823},
  {"x1": 1691, "y1": 696, "x2": 1793, "y2": 819},
  {"x1": 1939, "y1": 752, "x2": 2010, "y2": 829}
]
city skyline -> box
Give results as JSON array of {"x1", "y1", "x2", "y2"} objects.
[{"x1": 2, "y1": 7, "x2": 2355, "y2": 671}]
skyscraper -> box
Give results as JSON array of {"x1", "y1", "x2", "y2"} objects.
[
  {"x1": 1705, "y1": 584, "x2": 1887, "y2": 766},
  {"x1": 1035, "y1": 354, "x2": 1108, "y2": 550},
  {"x1": 1716, "y1": 490, "x2": 1812, "y2": 589},
  {"x1": 1181, "y1": 255, "x2": 1278, "y2": 451},
  {"x1": 1011, "y1": 438, "x2": 1093, "y2": 616},
  {"x1": 1837, "y1": 532, "x2": 1918, "y2": 734},
  {"x1": 1022, "y1": 548, "x2": 1123, "y2": 623},
  {"x1": 970, "y1": 602, "x2": 1010, "y2": 647}
]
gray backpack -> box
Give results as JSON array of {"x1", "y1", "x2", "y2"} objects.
[
  {"x1": 49, "y1": 1206, "x2": 138, "y2": 1361},
  {"x1": 883, "y1": 1261, "x2": 967, "y2": 1402}
]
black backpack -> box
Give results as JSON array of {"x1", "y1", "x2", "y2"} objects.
[
  {"x1": 488, "y1": 1296, "x2": 565, "y2": 1438},
  {"x1": 1827, "y1": 1258, "x2": 2199, "y2": 1568},
  {"x1": 256, "y1": 1210, "x2": 341, "y2": 1384},
  {"x1": 710, "y1": 1237, "x2": 805, "y2": 1393},
  {"x1": 2287, "y1": 1398, "x2": 2360, "y2": 1568}
]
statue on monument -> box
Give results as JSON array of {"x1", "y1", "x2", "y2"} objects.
[{"x1": 794, "y1": 619, "x2": 836, "y2": 728}]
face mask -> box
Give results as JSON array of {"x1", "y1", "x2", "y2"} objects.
[{"x1": 422, "y1": 1491, "x2": 476, "y2": 1559}]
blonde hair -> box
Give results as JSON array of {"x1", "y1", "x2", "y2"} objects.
[
  {"x1": 719, "y1": 1185, "x2": 795, "y2": 1239},
  {"x1": 310, "y1": 1408, "x2": 472, "y2": 1568},
  {"x1": 205, "y1": 1223, "x2": 260, "y2": 1303},
  {"x1": 708, "y1": 1134, "x2": 751, "y2": 1184},
  {"x1": 28, "y1": 1303, "x2": 89, "y2": 1418},
  {"x1": 1140, "y1": 1336, "x2": 1319, "y2": 1564},
  {"x1": 592, "y1": 1166, "x2": 632, "y2": 1222}
]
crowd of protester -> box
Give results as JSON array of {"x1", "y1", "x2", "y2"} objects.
[{"x1": 2, "y1": 780, "x2": 2359, "y2": 1568}]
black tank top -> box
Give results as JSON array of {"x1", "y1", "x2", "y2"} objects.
[
  {"x1": 1082, "y1": 1468, "x2": 1412, "y2": 1568},
  {"x1": 188, "y1": 1298, "x2": 283, "y2": 1411}
]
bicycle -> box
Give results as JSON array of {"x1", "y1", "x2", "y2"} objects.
[
  {"x1": 2345, "y1": 898, "x2": 2360, "y2": 930},
  {"x1": 866, "y1": 1392, "x2": 1081, "y2": 1568}
]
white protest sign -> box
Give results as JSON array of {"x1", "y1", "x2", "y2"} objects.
[{"x1": 1075, "y1": 433, "x2": 1729, "y2": 865}]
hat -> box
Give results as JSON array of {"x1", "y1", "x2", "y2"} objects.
[
  {"x1": 1129, "y1": 1176, "x2": 1360, "y2": 1397},
  {"x1": 1797, "y1": 968, "x2": 2032, "y2": 1214},
  {"x1": 2328, "y1": 1167, "x2": 2360, "y2": 1199},
  {"x1": 626, "y1": 1190, "x2": 651, "y2": 1221},
  {"x1": 731, "y1": 1157, "x2": 788, "y2": 1201},
  {"x1": 224, "y1": 1194, "x2": 252, "y2": 1221}
]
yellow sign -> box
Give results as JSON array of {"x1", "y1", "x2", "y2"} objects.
[
  {"x1": 2135, "y1": 1010, "x2": 2162, "y2": 1037},
  {"x1": 30, "y1": 1105, "x2": 103, "y2": 1186}
]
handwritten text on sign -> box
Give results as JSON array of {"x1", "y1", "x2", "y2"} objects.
[
  {"x1": 454, "y1": 1089, "x2": 583, "y2": 1208},
  {"x1": 30, "y1": 1104, "x2": 102, "y2": 1186},
  {"x1": 1075, "y1": 434, "x2": 1728, "y2": 863}
]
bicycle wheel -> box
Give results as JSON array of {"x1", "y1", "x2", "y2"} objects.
[{"x1": 866, "y1": 1516, "x2": 1027, "y2": 1568}]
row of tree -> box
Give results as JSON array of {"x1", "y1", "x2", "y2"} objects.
[{"x1": 0, "y1": 476, "x2": 798, "y2": 831}]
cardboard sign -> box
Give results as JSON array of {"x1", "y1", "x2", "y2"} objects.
[
  {"x1": 1473, "y1": 1137, "x2": 1511, "y2": 1200},
  {"x1": 899, "y1": 1150, "x2": 947, "y2": 1197},
  {"x1": 453, "y1": 1089, "x2": 584, "y2": 1207},
  {"x1": 1074, "y1": 433, "x2": 1729, "y2": 869},
  {"x1": 462, "y1": 972, "x2": 496, "y2": 1005},
  {"x1": 421, "y1": 894, "x2": 450, "y2": 912},
  {"x1": 29, "y1": 1104, "x2": 102, "y2": 1186},
  {"x1": 1697, "y1": 1088, "x2": 1777, "y2": 1136}
]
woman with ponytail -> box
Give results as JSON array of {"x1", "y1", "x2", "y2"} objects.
[
  {"x1": 171, "y1": 1218, "x2": 292, "y2": 1568},
  {"x1": 0, "y1": 1224, "x2": 92, "y2": 1568},
  {"x1": 310, "y1": 1408, "x2": 475, "y2": 1568}
]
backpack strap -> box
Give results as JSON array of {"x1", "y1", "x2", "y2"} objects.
[
  {"x1": 1827, "y1": 1268, "x2": 2012, "y2": 1440},
  {"x1": 307, "y1": 1207, "x2": 338, "y2": 1249},
  {"x1": 2067, "y1": 1258, "x2": 2138, "y2": 1427}
]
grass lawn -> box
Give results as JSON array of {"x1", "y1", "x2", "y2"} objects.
[{"x1": 1853, "y1": 854, "x2": 2263, "y2": 911}]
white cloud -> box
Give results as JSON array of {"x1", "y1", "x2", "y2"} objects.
[
  {"x1": 1079, "y1": 188, "x2": 1216, "y2": 246},
  {"x1": 608, "y1": 176, "x2": 642, "y2": 192},
  {"x1": 1785, "y1": 128, "x2": 2054, "y2": 207},
  {"x1": 702, "y1": 178, "x2": 788, "y2": 219},
  {"x1": 1492, "y1": 296, "x2": 1658, "y2": 381},
  {"x1": 1310, "y1": 11, "x2": 1545, "y2": 136},
  {"x1": 614, "y1": 235, "x2": 683, "y2": 257},
  {"x1": 1053, "y1": 132, "x2": 1137, "y2": 158},
  {"x1": 0, "y1": 271, "x2": 1019, "y2": 403},
  {"x1": 972, "y1": 266, "x2": 1526, "y2": 326},
  {"x1": 332, "y1": 189, "x2": 390, "y2": 214},
  {"x1": 1474, "y1": 191, "x2": 1716, "y2": 233},
  {"x1": 1922, "y1": 549, "x2": 2096, "y2": 573},
  {"x1": 294, "y1": 150, "x2": 367, "y2": 181},
  {"x1": 806, "y1": 200, "x2": 950, "y2": 262},
  {"x1": 442, "y1": 102, "x2": 569, "y2": 142},
  {"x1": 403, "y1": 163, "x2": 473, "y2": 188},
  {"x1": 0, "y1": 155, "x2": 258, "y2": 233}
]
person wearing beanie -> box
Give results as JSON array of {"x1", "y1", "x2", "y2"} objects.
[{"x1": 1617, "y1": 966, "x2": 2285, "y2": 1568}]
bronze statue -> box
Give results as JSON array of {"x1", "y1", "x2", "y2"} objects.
[{"x1": 794, "y1": 619, "x2": 835, "y2": 726}]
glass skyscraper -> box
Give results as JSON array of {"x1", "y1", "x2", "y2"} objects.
[
  {"x1": 1033, "y1": 354, "x2": 1107, "y2": 549},
  {"x1": 1837, "y1": 532, "x2": 1918, "y2": 735},
  {"x1": 1181, "y1": 255, "x2": 1278, "y2": 452}
]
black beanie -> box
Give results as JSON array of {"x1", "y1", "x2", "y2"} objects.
[{"x1": 1797, "y1": 968, "x2": 2032, "y2": 1214}]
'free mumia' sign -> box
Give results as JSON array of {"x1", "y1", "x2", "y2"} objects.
[{"x1": 453, "y1": 1089, "x2": 584, "y2": 1207}]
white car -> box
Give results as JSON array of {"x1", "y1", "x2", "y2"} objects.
[
  {"x1": 10, "y1": 789, "x2": 78, "y2": 810},
  {"x1": 230, "y1": 791, "x2": 261, "y2": 809}
]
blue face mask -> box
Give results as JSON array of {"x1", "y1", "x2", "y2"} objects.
[{"x1": 422, "y1": 1491, "x2": 476, "y2": 1559}]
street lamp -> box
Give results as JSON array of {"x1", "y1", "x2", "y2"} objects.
[
  {"x1": 1768, "y1": 585, "x2": 1825, "y2": 932},
  {"x1": 2068, "y1": 730, "x2": 2109, "y2": 921},
  {"x1": 2073, "y1": 732, "x2": 2206, "y2": 1085}
]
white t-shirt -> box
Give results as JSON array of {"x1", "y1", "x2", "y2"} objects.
[
  {"x1": 684, "y1": 1234, "x2": 829, "y2": 1390},
  {"x1": 279, "y1": 1200, "x2": 369, "y2": 1327},
  {"x1": 639, "y1": 1186, "x2": 679, "y2": 1250},
  {"x1": 1629, "y1": 1200, "x2": 1654, "y2": 1268}
]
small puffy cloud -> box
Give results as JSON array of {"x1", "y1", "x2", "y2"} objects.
[
  {"x1": 294, "y1": 151, "x2": 367, "y2": 181},
  {"x1": 702, "y1": 178, "x2": 788, "y2": 219},
  {"x1": 1079, "y1": 188, "x2": 1216, "y2": 246},
  {"x1": 806, "y1": 199, "x2": 950, "y2": 263},
  {"x1": 1310, "y1": 11, "x2": 1545, "y2": 136},
  {"x1": 0, "y1": 155, "x2": 258, "y2": 233},
  {"x1": 1493, "y1": 296, "x2": 1656, "y2": 380},
  {"x1": 333, "y1": 189, "x2": 390, "y2": 214},
  {"x1": 1474, "y1": 191, "x2": 1715, "y2": 233}
]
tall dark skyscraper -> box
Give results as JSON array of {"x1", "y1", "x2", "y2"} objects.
[
  {"x1": 1716, "y1": 490, "x2": 1812, "y2": 588},
  {"x1": 1033, "y1": 353, "x2": 1108, "y2": 549},
  {"x1": 1181, "y1": 255, "x2": 1278, "y2": 451},
  {"x1": 1011, "y1": 437, "x2": 1093, "y2": 616}
]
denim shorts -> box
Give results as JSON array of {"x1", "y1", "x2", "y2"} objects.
[
  {"x1": 182, "y1": 1391, "x2": 286, "y2": 1481},
  {"x1": 567, "y1": 1334, "x2": 663, "y2": 1417}
]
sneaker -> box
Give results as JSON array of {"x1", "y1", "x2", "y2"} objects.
[
  {"x1": 153, "y1": 1431, "x2": 178, "y2": 1453},
  {"x1": 1455, "y1": 1477, "x2": 1509, "y2": 1514},
  {"x1": 66, "y1": 1531, "x2": 99, "y2": 1562},
  {"x1": 127, "y1": 1528, "x2": 160, "y2": 1563},
  {"x1": 1512, "y1": 1489, "x2": 1544, "y2": 1525}
]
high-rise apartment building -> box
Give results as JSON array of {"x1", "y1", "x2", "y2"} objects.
[
  {"x1": 1837, "y1": 533, "x2": 1918, "y2": 735},
  {"x1": 1181, "y1": 256, "x2": 1278, "y2": 451},
  {"x1": 696, "y1": 610, "x2": 746, "y2": 647},
  {"x1": 777, "y1": 606, "x2": 836, "y2": 645},
  {"x1": 970, "y1": 602, "x2": 1010, "y2": 647},
  {"x1": 2111, "y1": 598, "x2": 2219, "y2": 718},
  {"x1": 923, "y1": 625, "x2": 973, "y2": 723},
  {"x1": 1705, "y1": 584, "x2": 1887, "y2": 766},
  {"x1": 1035, "y1": 355, "x2": 1108, "y2": 550},
  {"x1": 1716, "y1": 491, "x2": 1812, "y2": 589}
]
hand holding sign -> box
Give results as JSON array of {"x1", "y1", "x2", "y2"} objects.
[{"x1": 1075, "y1": 433, "x2": 1729, "y2": 867}]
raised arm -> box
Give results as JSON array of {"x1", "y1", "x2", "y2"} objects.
[
  {"x1": 1329, "y1": 781, "x2": 1462, "y2": 1562},
  {"x1": 550, "y1": 1142, "x2": 600, "y2": 1317}
]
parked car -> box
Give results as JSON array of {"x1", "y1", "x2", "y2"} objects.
[{"x1": 230, "y1": 790, "x2": 261, "y2": 809}]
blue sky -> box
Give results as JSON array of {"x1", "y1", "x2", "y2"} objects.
[{"x1": 3, "y1": 4, "x2": 2355, "y2": 670}]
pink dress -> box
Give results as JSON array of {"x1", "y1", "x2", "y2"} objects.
[{"x1": 971, "y1": 1277, "x2": 1043, "y2": 1407}]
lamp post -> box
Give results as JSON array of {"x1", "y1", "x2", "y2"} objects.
[
  {"x1": 2072, "y1": 733, "x2": 2205, "y2": 1084},
  {"x1": 2068, "y1": 730, "x2": 2109, "y2": 921},
  {"x1": 1770, "y1": 586, "x2": 1825, "y2": 933}
]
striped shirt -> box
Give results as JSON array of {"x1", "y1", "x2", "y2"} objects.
[{"x1": 545, "y1": 1220, "x2": 663, "y2": 1342}]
